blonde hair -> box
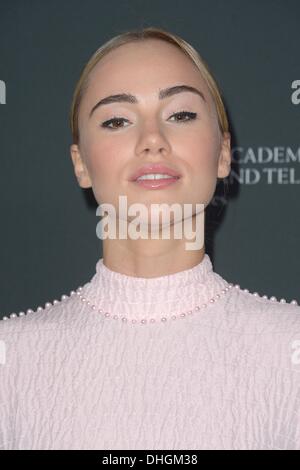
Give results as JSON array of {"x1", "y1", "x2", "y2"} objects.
[{"x1": 69, "y1": 26, "x2": 230, "y2": 146}]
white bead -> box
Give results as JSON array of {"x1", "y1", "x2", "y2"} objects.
[
  {"x1": 262, "y1": 295, "x2": 268, "y2": 299},
  {"x1": 10, "y1": 313, "x2": 17, "y2": 318},
  {"x1": 291, "y1": 300, "x2": 298, "y2": 305},
  {"x1": 235, "y1": 284, "x2": 240, "y2": 289},
  {"x1": 70, "y1": 291, "x2": 76, "y2": 296},
  {"x1": 279, "y1": 298, "x2": 286, "y2": 303},
  {"x1": 53, "y1": 300, "x2": 59, "y2": 304},
  {"x1": 253, "y1": 292, "x2": 259, "y2": 296},
  {"x1": 61, "y1": 295, "x2": 68, "y2": 300},
  {"x1": 19, "y1": 312, "x2": 26, "y2": 316},
  {"x1": 45, "y1": 302, "x2": 52, "y2": 308},
  {"x1": 270, "y1": 296, "x2": 277, "y2": 302},
  {"x1": 243, "y1": 289, "x2": 249, "y2": 293},
  {"x1": 37, "y1": 306, "x2": 43, "y2": 311},
  {"x1": 77, "y1": 282, "x2": 231, "y2": 324},
  {"x1": 26, "y1": 309, "x2": 34, "y2": 314},
  {"x1": 2, "y1": 316, "x2": 9, "y2": 320}
]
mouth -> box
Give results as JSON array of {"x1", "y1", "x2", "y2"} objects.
[
  {"x1": 129, "y1": 163, "x2": 182, "y2": 189},
  {"x1": 131, "y1": 174, "x2": 181, "y2": 190}
]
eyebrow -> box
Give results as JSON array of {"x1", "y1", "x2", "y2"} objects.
[{"x1": 89, "y1": 84, "x2": 206, "y2": 118}]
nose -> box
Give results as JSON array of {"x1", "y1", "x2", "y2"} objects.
[{"x1": 135, "y1": 120, "x2": 171, "y2": 156}]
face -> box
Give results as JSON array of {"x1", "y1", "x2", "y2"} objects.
[{"x1": 70, "y1": 39, "x2": 231, "y2": 226}]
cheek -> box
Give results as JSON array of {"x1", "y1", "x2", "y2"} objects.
[
  {"x1": 181, "y1": 128, "x2": 219, "y2": 175},
  {"x1": 80, "y1": 136, "x2": 127, "y2": 205},
  {"x1": 179, "y1": 129, "x2": 219, "y2": 206},
  {"x1": 83, "y1": 139, "x2": 120, "y2": 179}
]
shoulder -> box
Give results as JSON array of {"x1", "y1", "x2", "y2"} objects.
[
  {"x1": 224, "y1": 281, "x2": 300, "y2": 335},
  {"x1": 222, "y1": 282, "x2": 300, "y2": 371},
  {"x1": 225, "y1": 281, "x2": 300, "y2": 322},
  {"x1": 0, "y1": 285, "x2": 94, "y2": 380},
  {"x1": 0, "y1": 285, "x2": 86, "y2": 340}
]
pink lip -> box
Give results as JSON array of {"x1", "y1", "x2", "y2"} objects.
[
  {"x1": 129, "y1": 163, "x2": 181, "y2": 182},
  {"x1": 133, "y1": 177, "x2": 180, "y2": 190}
]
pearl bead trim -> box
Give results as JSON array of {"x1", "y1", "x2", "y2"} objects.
[
  {"x1": 75, "y1": 282, "x2": 234, "y2": 325},
  {"x1": 1, "y1": 284, "x2": 298, "y2": 323},
  {"x1": 76, "y1": 283, "x2": 299, "y2": 325}
]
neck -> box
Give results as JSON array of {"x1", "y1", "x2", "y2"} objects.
[
  {"x1": 102, "y1": 244, "x2": 206, "y2": 279},
  {"x1": 101, "y1": 212, "x2": 206, "y2": 278},
  {"x1": 78, "y1": 251, "x2": 231, "y2": 325}
]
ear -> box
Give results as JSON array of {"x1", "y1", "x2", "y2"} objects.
[
  {"x1": 217, "y1": 131, "x2": 231, "y2": 179},
  {"x1": 70, "y1": 144, "x2": 92, "y2": 188}
]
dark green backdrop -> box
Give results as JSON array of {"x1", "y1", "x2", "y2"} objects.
[{"x1": 0, "y1": 0, "x2": 299, "y2": 319}]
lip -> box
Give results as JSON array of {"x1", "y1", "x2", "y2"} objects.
[
  {"x1": 133, "y1": 177, "x2": 180, "y2": 190},
  {"x1": 129, "y1": 163, "x2": 181, "y2": 182}
]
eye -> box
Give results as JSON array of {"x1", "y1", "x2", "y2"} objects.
[
  {"x1": 100, "y1": 110, "x2": 197, "y2": 131},
  {"x1": 169, "y1": 110, "x2": 197, "y2": 123},
  {"x1": 100, "y1": 116, "x2": 129, "y2": 130}
]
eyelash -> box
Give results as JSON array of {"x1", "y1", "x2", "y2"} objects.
[{"x1": 100, "y1": 110, "x2": 197, "y2": 130}]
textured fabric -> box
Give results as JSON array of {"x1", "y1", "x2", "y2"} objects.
[{"x1": 1, "y1": 253, "x2": 300, "y2": 450}]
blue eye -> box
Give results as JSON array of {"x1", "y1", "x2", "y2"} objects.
[{"x1": 100, "y1": 110, "x2": 197, "y2": 130}]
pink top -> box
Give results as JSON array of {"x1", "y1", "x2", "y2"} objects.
[{"x1": 1, "y1": 253, "x2": 300, "y2": 450}]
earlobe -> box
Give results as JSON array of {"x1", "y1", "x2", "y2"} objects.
[
  {"x1": 217, "y1": 132, "x2": 231, "y2": 179},
  {"x1": 70, "y1": 144, "x2": 83, "y2": 168},
  {"x1": 69, "y1": 144, "x2": 92, "y2": 189}
]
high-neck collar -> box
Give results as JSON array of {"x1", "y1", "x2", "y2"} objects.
[{"x1": 80, "y1": 253, "x2": 230, "y2": 324}]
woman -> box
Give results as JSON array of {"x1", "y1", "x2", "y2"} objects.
[{"x1": 1, "y1": 27, "x2": 300, "y2": 450}]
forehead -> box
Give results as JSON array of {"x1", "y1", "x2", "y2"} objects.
[
  {"x1": 90, "y1": 39, "x2": 203, "y2": 79},
  {"x1": 85, "y1": 40, "x2": 212, "y2": 103}
]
